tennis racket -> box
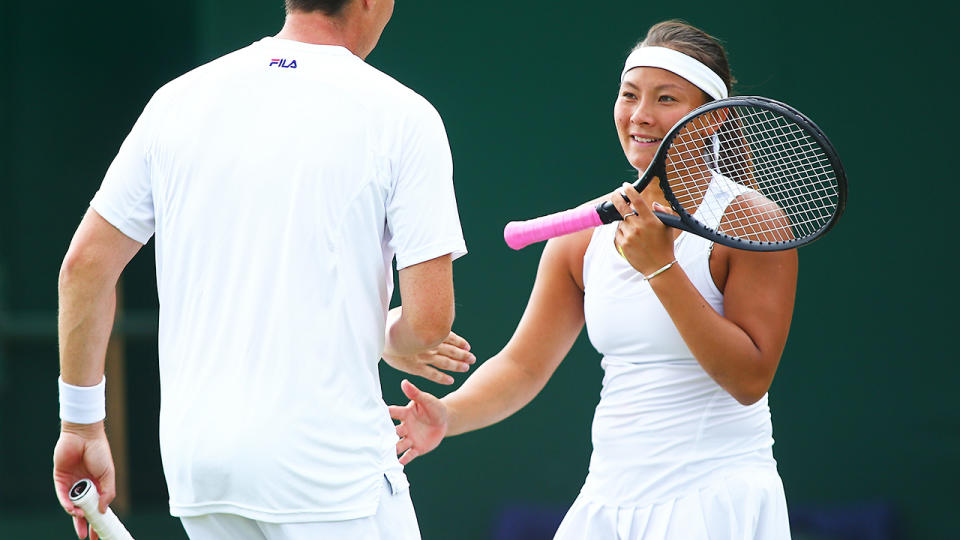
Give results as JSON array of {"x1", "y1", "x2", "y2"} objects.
[
  {"x1": 504, "y1": 96, "x2": 846, "y2": 251},
  {"x1": 69, "y1": 479, "x2": 135, "y2": 540}
]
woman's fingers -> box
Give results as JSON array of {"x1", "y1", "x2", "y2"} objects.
[
  {"x1": 623, "y1": 182, "x2": 657, "y2": 222},
  {"x1": 400, "y1": 379, "x2": 422, "y2": 401},
  {"x1": 389, "y1": 404, "x2": 409, "y2": 422},
  {"x1": 398, "y1": 448, "x2": 420, "y2": 466},
  {"x1": 611, "y1": 183, "x2": 635, "y2": 217},
  {"x1": 624, "y1": 182, "x2": 645, "y2": 205}
]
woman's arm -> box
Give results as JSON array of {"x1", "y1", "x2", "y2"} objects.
[
  {"x1": 390, "y1": 229, "x2": 590, "y2": 462},
  {"x1": 648, "y1": 247, "x2": 796, "y2": 405},
  {"x1": 443, "y1": 230, "x2": 589, "y2": 435},
  {"x1": 613, "y1": 183, "x2": 797, "y2": 405}
]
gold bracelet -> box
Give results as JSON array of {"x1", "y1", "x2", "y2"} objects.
[{"x1": 641, "y1": 259, "x2": 678, "y2": 281}]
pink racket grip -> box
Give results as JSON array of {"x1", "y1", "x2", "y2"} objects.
[{"x1": 504, "y1": 205, "x2": 603, "y2": 250}]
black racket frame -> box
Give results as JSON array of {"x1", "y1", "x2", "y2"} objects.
[{"x1": 595, "y1": 96, "x2": 848, "y2": 251}]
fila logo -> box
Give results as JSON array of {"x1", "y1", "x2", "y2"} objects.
[{"x1": 269, "y1": 58, "x2": 298, "y2": 69}]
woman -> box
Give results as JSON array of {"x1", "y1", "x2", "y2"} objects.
[{"x1": 387, "y1": 20, "x2": 796, "y2": 539}]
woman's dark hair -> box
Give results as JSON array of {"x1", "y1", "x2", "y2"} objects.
[
  {"x1": 635, "y1": 22, "x2": 753, "y2": 184},
  {"x1": 635, "y1": 20, "x2": 736, "y2": 97},
  {"x1": 285, "y1": 0, "x2": 351, "y2": 16}
]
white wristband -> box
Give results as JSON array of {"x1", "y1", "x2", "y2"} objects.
[{"x1": 59, "y1": 376, "x2": 106, "y2": 424}]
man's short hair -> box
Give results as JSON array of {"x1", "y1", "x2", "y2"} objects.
[{"x1": 285, "y1": 0, "x2": 351, "y2": 15}]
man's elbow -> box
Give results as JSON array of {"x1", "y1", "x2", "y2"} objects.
[
  {"x1": 59, "y1": 248, "x2": 92, "y2": 292},
  {"x1": 59, "y1": 244, "x2": 115, "y2": 295},
  {"x1": 408, "y1": 309, "x2": 454, "y2": 349}
]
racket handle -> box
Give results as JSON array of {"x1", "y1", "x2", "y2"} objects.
[
  {"x1": 600, "y1": 201, "x2": 691, "y2": 232},
  {"x1": 69, "y1": 479, "x2": 135, "y2": 540},
  {"x1": 504, "y1": 205, "x2": 603, "y2": 250}
]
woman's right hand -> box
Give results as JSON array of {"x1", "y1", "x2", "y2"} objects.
[
  {"x1": 388, "y1": 380, "x2": 449, "y2": 465},
  {"x1": 611, "y1": 181, "x2": 677, "y2": 276}
]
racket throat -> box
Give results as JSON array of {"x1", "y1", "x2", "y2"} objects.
[
  {"x1": 595, "y1": 201, "x2": 623, "y2": 224},
  {"x1": 594, "y1": 202, "x2": 690, "y2": 233},
  {"x1": 653, "y1": 210, "x2": 691, "y2": 232}
]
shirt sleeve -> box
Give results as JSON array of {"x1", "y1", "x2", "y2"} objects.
[
  {"x1": 89, "y1": 95, "x2": 159, "y2": 244},
  {"x1": 386, "y1": 101, "x2": 467, "y2": 271}
]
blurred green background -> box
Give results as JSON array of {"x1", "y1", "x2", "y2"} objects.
[{"x1": 1, "y1": 0, "x2": 955, "y2": 538}]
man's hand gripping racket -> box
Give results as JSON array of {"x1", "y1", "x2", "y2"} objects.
[
  {"x1": 504, "y1": 97, "x2": 847, "y2": 251},
  {"x1": 54, "y1": 425, "x2": 130, "y2": 540},
  {"x1": 68, "y1": 479, "x2": 134, "y2": 540}
]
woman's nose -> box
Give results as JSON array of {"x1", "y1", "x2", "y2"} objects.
[{"x1": 630, "y1": 99, "x2": 653, "y2": 125}]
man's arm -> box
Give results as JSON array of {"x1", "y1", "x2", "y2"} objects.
[
  {"x1": 59, "y1": 210, "x2": 141, "y2": 384},
  {"x1": 384, "y1": 254, "x2": 455, "y2": 357},
  {"x1": 54, "y1": 209, "x2": 142, "y2": 538}
]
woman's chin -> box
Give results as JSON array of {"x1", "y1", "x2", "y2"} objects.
[{"x1": 630, "y1": 159, "x2": 652, "y2": 173}]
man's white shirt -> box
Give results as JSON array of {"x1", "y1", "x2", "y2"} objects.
[{"x1": 91, "y1": 37, "x2": 466, "y2": 521}]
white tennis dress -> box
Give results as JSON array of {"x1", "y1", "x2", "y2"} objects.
[{"x1": 555, "y1": 176, "x2": 791, "y2": 539}]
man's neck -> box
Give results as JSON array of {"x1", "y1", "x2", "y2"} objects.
[{"x1": 274, "y1": 12, "x2": 364, "y2": 57}]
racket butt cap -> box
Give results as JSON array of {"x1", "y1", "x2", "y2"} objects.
[{"x1": 503, "y1": 221, "x2": 530, "y2": 250}]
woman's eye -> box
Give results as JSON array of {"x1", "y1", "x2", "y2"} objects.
[
  {"x1": 659, "y1": 95, "x2": 677, "y2": 103},
  {"x1": 621, "y1": 92, "x2": 636, "y2": 100}
]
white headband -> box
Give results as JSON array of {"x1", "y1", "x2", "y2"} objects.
[{"x1": 620, "y1": 46, "x2": 728, "y2": 100}]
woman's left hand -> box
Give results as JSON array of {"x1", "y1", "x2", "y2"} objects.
[
  {"x1": 610, "y1": 181, "x2": 677, "y2": 275},
  {"x1": 389, "y1": 379, "x2": 448, "y2": 465}
]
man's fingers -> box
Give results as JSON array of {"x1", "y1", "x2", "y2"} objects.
[
  {"x1": 97, "y1": 473, "x2": 116, "y2": 513},
  {"x1": 433, "y1": 357, "x2": 469, "y2": 374},
  {"x1": 436, "y1": 343, "x2": 476, "y2": 365},
  {"x1": 74, "y1": 515, "x2": 88, "y2": 539},
  {"x1": 431, "y1": 351, "x2": 473, "y2": 373},
  {"x1": 54, "y1": 484, "x2": 76, "y2": 516},
  {"x1": 415, "y1": 366, "x2": 454, "y2": 385},
  {"x1": 443, "y1": 332, "x2": 471, "y2": 351},
  {"x1": 429, "y1": 369, "x2": 455, "y2": 385}
]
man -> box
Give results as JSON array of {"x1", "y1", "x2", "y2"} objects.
[{"x1": 53, "y1": 0, "x2": 471, "y2": 538}]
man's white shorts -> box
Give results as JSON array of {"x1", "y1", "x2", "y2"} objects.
[{"x1": 180, "y1": 476, "x2": 420, "y2": 540}]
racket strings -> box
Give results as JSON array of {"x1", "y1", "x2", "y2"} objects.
[
  {"x1": 664, "y1": 106, "x2": 840, "y2": 244},
  {"x1": 731, "y1": 113, "x2": 838, "y2": 235}
]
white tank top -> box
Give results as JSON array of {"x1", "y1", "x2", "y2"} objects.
[{"x1": 580, "y1": 175, "x2": 777, "y2": 506}]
